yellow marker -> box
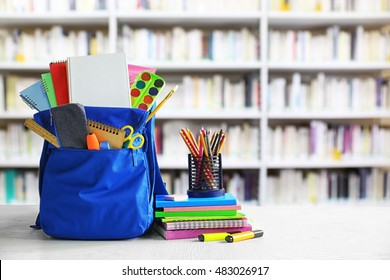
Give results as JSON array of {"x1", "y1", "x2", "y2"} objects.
[
  {"x1": 198, "y1": 231, "x2": 240, "y2": 242},
  {"x1": 225, "y1": 230, "x2": 264, "y2": 243}
]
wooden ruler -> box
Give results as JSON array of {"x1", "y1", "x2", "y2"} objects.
[{"x1": 24, "y1": 118, "x2": 59, "y2": 148}]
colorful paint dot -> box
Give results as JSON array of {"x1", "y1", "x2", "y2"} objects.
[
  {"x1": 141, "y1": 72, "x2": 151, "y2": 81},
  {"x1": 154, "y1": 79, "x2": 164, "y2": 87},
  {"x1": 138, "y1": 103, "x2": 148, "y2": 110},
  {"x1": 136, "y1": 81, "x2": 146, "y2": 89},
  {"x1": 131, "y1": 88, "x2": 140, "y2": 97},
  {"x1": 149, "y1": 87, "x2": 159, "y2": 96},
  {"x1": 143, "y1": 95, "x2": 154, "y2": 104}
]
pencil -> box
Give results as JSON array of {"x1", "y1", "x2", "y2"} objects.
[{"x1": 146, "y1": 84, "x2": 178, "y2": 122}]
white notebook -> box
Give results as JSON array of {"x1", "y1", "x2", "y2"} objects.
[{"x1": 67, "y1": 53, "x2": 130, "y2": 108}]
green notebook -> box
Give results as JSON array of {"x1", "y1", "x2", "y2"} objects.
[
  {"x1": 41, "y1": 72, "x2": 57, "y2": 107},
  {"x1": 159, "y1": 212, "x2": 245, "y2": 223},
  {"x1": 155, "y1": 209, "x2": 237, "y2": 218}
]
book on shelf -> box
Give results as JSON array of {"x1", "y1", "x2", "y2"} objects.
[
  {"x1": 269, "y1": 26, "x2": 390, "y2": 62},
  {"x1": 266, "y1": 168, "x2": 390, "y2": 205},
  {"x1": 119, "y1": 25, "x2": 258, "y2": 62},
  {"x1": 0, "y1": 170, "x2": 39, "y2": 205},
  {"x1": 0, "y1": 26, "x2": 109, "y2": 63},
  {"x1": 268, "y1": 121, "x2": 390, "y2": 160}
]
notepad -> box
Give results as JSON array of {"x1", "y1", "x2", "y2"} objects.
[
  {"x1": 87, "y1": 119, "x2": 125, "y2": 149},
  {"x1": 50, "y1": 60, "x2": 70, "y2": 106},
  {"x1": 67, "y1": 53, "x2": 130, "y2": 108},
  {"x1": 41, "y1": 73, "x2": 57, "y2": 107},
  {"x1": 19, "y1": 80, "x2": 51, "y2": 111},
  {"x1": 161, "y1": 217, "x2": 249, "y2": 230}
]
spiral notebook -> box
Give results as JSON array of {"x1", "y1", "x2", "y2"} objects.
[
  {"x1": 161, "y1": 217, "x2": 249, "y2": 230},
  {"x1": 19, "y1": 80, "x2": 51, "y2": 111},
  {"x1": 87, "y1": 119, "x2": 125, "y2": 149}
]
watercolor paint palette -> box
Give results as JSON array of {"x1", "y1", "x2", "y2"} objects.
[{"x1": 130, "y1": 71, "x2": 165, "y2": 110}]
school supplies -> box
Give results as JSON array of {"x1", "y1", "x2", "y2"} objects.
[
  {"x1": 41, "y1": 72, "x2": 57, "y2": 107},
  {"x1": 225, "y1": 230, "x2": 264, "y2": 243},
  {"x1": 161, "y1": 204, "x2": 241, "y2": 212},
  {"x1": 87, "y1": 133, "x2": 100, "y2": 150},
  {"x1": 131, "y1": 71, "x2": 165, "y2": 110},
  {"x1": 51, "y1": 103, "x2": 89, "y2": 149},
  {"x1": 24, "y1": 118, "x2": 59, "y2": 148},
  {"x1": 87, "y1": 119, "x2": 125, "y2": 150},
  {"x1": 19, "y1": 80, "x2": 51, "y2": 111},
  {"x1": 121, "y1": 125, "x2": 145, "y2": 150},
  {"x1": 67, "y1": 53, "x2": 130, "y2": 107},
  {"x1": 49, "y1": 60, "x2": 70, "y2": 106},
  {"x1": 146, "y1": 84, "x2": 178, "y2": 122}
]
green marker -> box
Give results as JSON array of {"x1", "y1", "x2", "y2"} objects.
[{"x1": 198, "y1": 231, "x2": 240, "y2": 242}]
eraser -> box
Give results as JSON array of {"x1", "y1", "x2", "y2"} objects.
[{"x1": 164, "y1": 195, "x2": 188, "y2": 201}]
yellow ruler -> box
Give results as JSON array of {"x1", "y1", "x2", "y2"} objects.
[{"x1": 24, "y1": 118, "x2": 59, "y2": 148}]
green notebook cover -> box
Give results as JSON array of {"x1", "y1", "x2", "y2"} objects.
[
  {"x1": 159, "y1": 213, "x2": 245, "y2": 223},
  {"x1": 41, "y1": 72, "x2": 57, "y2": 107},
  {"x1": 155, "y1": 209, "x2": 237, "y2": 218}
]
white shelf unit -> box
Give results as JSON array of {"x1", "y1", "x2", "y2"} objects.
[{"x1": 0, "y1": 0, "x2": 390, "y2": 205}]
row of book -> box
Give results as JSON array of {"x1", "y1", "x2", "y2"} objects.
[
  {"x1": 266, "y1": 168, "x2": 390, "y2": 205},
  {"x1": 269, "y1": 25, "x2": 390, "y2": 62},
  {"x1": 0, "y1": 169, "x2": 39, "y2": 204},
  {"x1": 117, "y1": 0, "x2": 260, "y2": 11},
  {"x1": 267, "y1": 122, "x2": 390, "y2": 159},
  {"x1": 156, "y1": 121, "x2": 260, "y2": 161},
  {"x1": 0, "y1": 123, "x2": 42, "y2": 161},
  {"x1": 269, "y1": 0, "x2": 390, "y2": 12},
  {"x1": 0, "y1": 26, "x2": 109, "y2": 63},
  {"x1": 0, "y1": 0, "x2": 106, "y2": 12},
  {"x1": 155, "y1": 75, "x2": 260, "y2": 111},
  {"x1": 119, "y1": 25, "x2": 259, "y2": 62},
  {"x1": 154, "y1": 193, "x2": 252, "y2": 240},
  {"x1": 268, "y1": 73, "x2": 390, "y2": 112},
  {"x1": 161, "y1": 170, "x2": 259, "y2": 204}
]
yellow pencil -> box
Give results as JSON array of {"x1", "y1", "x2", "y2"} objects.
[{"x1": 146, "y1": 84, "x2": 178, "y2": 122}]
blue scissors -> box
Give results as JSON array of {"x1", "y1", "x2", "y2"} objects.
[{"x1": 121, "y1": 125, "x2": 145, "y2": 150}]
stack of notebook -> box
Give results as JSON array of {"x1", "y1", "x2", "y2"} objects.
[{"x1": 153, "y1": 193, "x2": 252, "y2": 240}]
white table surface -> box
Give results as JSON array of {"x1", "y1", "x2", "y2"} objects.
[{"x1": 1, "y1": 205, "x2": 389, "y2": 260}]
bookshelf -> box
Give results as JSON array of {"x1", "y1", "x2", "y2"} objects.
[{"x1": 0, "y1": 0, "x2": 390, "y2": 205}]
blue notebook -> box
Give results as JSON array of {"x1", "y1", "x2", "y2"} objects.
[
  {"x1": 156, "y1": 193, "x2": 237, "y2": 208},
  {"x1": 19, "y1": 80, "x2": 51, "y2": 111}
]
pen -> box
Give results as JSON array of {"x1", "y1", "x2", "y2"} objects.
[
  {"x1": 198, "y1": 231, "x2": 240, "y2": 242},
  {"x1": 225, "y1": 230, "x2": 264, "y2": 243},
  {"x1": 146, "y1": 84, "x2": 178, "y2": 122}
]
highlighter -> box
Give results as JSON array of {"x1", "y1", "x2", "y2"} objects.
[
  {"x1": 87, "y1": 133, "x2": 100, "y2": 150},
  {"x1": 225, "y1": 230, "x2": 264, "y2": 243},
  {"x1": 198, "y1": 231, "x2": 240, "y2": 242}
]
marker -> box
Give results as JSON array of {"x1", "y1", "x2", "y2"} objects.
[
  {"x1": 225, "y1": 230, "x2": 264, "y2": 243},
  {"x1": 87, "y1": 133, "x2": 100, "y2": 150},
  {"x1": 198, "y1": 231, "x2": 241, "y2": 242}
]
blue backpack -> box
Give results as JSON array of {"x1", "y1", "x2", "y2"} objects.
[{"x1": 31, "y1": 106, "x2": 167, "y2": 239}]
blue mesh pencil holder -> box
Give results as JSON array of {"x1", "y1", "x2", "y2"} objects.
[{"x1": 187, "y1": 154, "x2": 225, "y2": 198}]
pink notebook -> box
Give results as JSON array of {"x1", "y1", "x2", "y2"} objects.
[{"x1": 153, "y1": 223, "x2": 252, "y2": 240}]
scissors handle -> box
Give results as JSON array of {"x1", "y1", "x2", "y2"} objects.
[{"x1": 121, "y1": 125, "x2": 145, "y2": 150}]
